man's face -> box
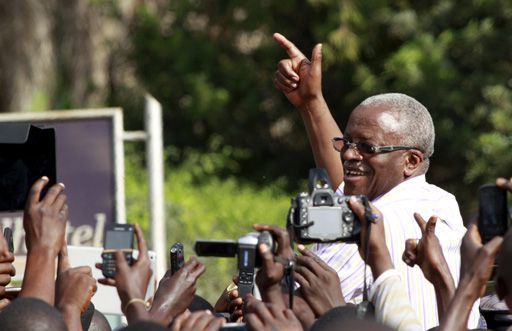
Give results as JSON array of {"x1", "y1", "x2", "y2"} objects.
[{"x1": 342, "y1": 105, "x2": 408, "y2": 200}]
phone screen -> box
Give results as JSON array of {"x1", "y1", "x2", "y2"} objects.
[
  {"x1": 104, "y1": 227, "x2": 134, "y2": 249},
  {"x1": 478, "y1": 184, "x2": 509, "y2": 243}
]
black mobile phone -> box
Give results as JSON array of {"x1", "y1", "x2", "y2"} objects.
[
  {"x1": 170, "y1": 242, "x2": 185, "y2": 275},
  {"x1": 101, "y1": 223, "x2": 135, "y2": 278},
  {"x1": 478, "y1": 184, "x2": 509, "y2": 244},
  {"x1": 3, "y1": 228, "x2": 13, "y2": 253}
]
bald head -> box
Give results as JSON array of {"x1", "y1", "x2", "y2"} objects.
[
  {"x1": 0, "y1": 297, "x2": 67, "y2": 331},
  {"x1": 358, "y1": 93, "x2": 435, "y2": 159}
]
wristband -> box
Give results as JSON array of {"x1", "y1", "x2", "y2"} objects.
[{"x1": 123, "y1": 298, "x2": 147, "y2": 313}]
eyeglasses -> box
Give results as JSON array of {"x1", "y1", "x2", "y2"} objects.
[{"x1": 332, "y1": 137, "x2": 421, "y2": 155}]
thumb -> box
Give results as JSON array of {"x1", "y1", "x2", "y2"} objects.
[
  {"x1": 57, "y1": 241, "x2": 71, "y2": 274},
  {"x1": 310, "y1": 43, "x2": 323, "y2": 78}
]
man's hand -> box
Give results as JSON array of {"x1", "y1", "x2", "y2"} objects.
[
  {"x1": 0, "y1": 228, "x2": 15, "y2": 297},
  {"x1": 213, "y1": 276, "x2": 244, "y2": 322},
  {"x1": 20, "y1": 177, "x2": 68, "y2": 304},
  {"x1": 496, "y1": 177, "x2": 512, "y2": 192},
  {"x1": 402, "y1": 214, "x2": 453, "y2": 285},
  {"x1": 23, "y1": 176, "x2": 68, "y2": 255},
  {"x1": 149, "y1": 256, "x2": 205, "y2": 326},
  {"x1": 402, "y1": 213, "x2": 455, "y2": 321},
  {"x1": 438, "y1": 230, "x2": 503, "y2": 331},
  {"x1": 98, "y1": 224, "x2": 152, "y2": 323},
  {"x1": 273, "y1": 33, "x2": 323, "y2": 109},
  {"x1": 169, "y1": 310, "x2": 225, "y2": 331},
  {"x1": 348, "y1": 197, "x2": 393, "y2": 278},
  {"x1": 293, "y1": 245, "x2": 344, "y2": 317},
  {"x1": 245, "y1": 294, "x2": 303, "y2": 331},
  {"x1": 253, "y1": 224, "x2": 294, "y2": 308},
  {"x1": 56, "y1": 244, "x2": 97, "y2": 331}
]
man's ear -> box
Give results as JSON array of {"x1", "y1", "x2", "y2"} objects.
[{"x1": 404, "y1": 150, "x2": 424, "y2": 177}]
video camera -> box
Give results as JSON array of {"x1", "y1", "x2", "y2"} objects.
[
  {"x1": 194, "y1": 231, "x2": 276, "y2": 298},
  {"x1": 0, "y1": 124, "x2": 56, "y2": 211},
  {"x1": 287, "y1": 168, "x2": 366, "y2": 244}
]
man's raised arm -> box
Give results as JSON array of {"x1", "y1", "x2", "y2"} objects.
[{"x1": 273, "y1": 33, "x2": 343, "y2": 187}]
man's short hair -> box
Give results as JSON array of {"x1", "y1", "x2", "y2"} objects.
[
  {"x1": 0, "y1": 297, "x2": 67, "y2": 331},
  {"x1": 359, "y1": 93, "x2": 435, "y2": 159}
]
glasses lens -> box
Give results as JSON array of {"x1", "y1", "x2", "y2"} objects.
[{"x1": 357, "y1": 141, "x2": 376, "y2": 154}]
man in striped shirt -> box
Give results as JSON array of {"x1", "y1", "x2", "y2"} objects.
[{"x1": 272, "y1": 33, "x2": 480, "y2": 330}]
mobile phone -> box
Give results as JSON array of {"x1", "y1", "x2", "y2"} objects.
[
  {"x1": 3, "y1": 227, "x2": 13, "y2": 253},
  {"x1": 101, "y1": 224, "x2": 135, "y2": 278},
  {"x1": 170, "y1": 242, "x2": 185, "y2": 275},
  {"x1": 478, "y1": 184, "x2": 509, "y2": 244}
]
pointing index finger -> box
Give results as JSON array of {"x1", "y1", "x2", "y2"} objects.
[
  {"x1": 413, "y1": 213, "x2": 427, "y2": 233},
  {"x1": 273, "y1": 33, "x2": 306, "y2": 61}
]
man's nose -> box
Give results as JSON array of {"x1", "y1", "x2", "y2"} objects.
[{"x1": 342, "y1": 144, "x2": 363, "y2": 161}]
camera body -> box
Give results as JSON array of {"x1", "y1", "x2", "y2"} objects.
[
  {"x1": 194, "y1": 231, "x2": 276, "y2": 298},
  {"x1": 288, "y1": 168, "x2": 364, "y2": 244}
]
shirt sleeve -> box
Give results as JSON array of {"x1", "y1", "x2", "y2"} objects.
[{"x1": 369, "y1": 269, "x2": 423, "y2": 331}]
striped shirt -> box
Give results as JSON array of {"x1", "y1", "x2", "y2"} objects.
[{"x1": 312, "y1": 175, "x2": 480, "y2": 330}]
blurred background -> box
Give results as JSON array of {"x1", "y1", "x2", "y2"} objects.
[{"x1": 0, "y1": 0, "x2": 511, "y2": 302}]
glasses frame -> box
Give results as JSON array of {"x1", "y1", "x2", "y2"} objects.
[{"x1": 332, "y1": 136, "x2": 421, "y2": 155}]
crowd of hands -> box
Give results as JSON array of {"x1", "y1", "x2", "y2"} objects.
[{"x1": 0, "y1": 175, "x2": 509, "y2": 331}]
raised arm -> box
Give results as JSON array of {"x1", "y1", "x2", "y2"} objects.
[{"x1": 273, "y1": 33, "x2": 343, "y2": 187}]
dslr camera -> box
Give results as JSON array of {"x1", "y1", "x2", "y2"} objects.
[
  {"x1": 287, "y1": 168, "x2": 365, "y2": 244},
  {"x1": 194, "y1": 231, "x2": 276, "y2": 298}
]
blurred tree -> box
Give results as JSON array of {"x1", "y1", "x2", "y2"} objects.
[{"x1": 128, "y1": 0, "x2": 512, "y2": 214}]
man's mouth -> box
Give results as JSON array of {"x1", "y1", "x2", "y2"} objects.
[{"x1": 344, "y1": 169, "x2": 366, "y2": 177}]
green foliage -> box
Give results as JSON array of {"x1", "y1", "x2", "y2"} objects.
[{"x1": 125, "y1": 146, "x2": 291, "y2": 303}]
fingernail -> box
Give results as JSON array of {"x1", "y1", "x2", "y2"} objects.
[
  {"x1": 297, "y1": 244, "x2": 305, "y2": 251},
  {"x1": 291, "y1": 83, "x2": 297, "y2": 88},
  {"x1": 349, "y1": 196, "x2": 356, "y2": 202},
  {"x1": 58, "y1": 183, "x2": 65, "y2": 189},
  {"x1": 41, "y1": 176, "x2": 49, "y2": 181}
]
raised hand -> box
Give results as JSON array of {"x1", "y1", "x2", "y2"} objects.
[
  {"x1": 253, "y1": 224, "x2": 293, "y2": 308},
  {"x1": 149, "y1": 256, "x2": 205, "y2": 326},
  {"x1": 293, "y1": 245, "x2": 344, "y2": 317},
  {"x1": 20, "y1": 177, "x2": 68, "y2": 304},
  {"x1": 213, "y1": 276, "x2": 244, "y2": 322},
  {"x1": 0, "y1": 228, "x2": 15, "y2": 310},
  {"x1": 348, "y1": 197, "x2": 393, "y2": 278},
  {"x1": 496, "y1": 176, "x2": 512, "y2": 192},
  {"x1": 98, "y1": 224, "x2": 152, "y2": 323},
  {"x1": 402, "y1": 213, "x2": 455, "y2": 320},
  {"x1": 56, "y1": 244, "x2": 97, "y2": 331},
  {"x1": 273, "y1": 33, "x2": 323, "y2": 109},
  {"x1": 403, "y1": 214, "x2": 453, "y2": 284},
  {"x1": 169, "y1": 310, "x2": 225, "y2": 331},
  {"x1": 245, "y1": 294, "x2": 303, "y2": 331},
  {"x1": 439, "y1": 231, "x2": 502, "y2": 331},
  {"x1": 23, "y1": 176, "x2": 68, "y2": 255}
]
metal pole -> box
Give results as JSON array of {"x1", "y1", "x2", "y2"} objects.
[{"x1": 145, "y1": 94, "x2": 167, "y2": 279}]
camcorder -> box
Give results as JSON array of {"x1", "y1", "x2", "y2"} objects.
[
  {"x1": 0, "y1": 123, "x2": 56, "y2": 211},
  {"x1": 194, "y1": 231, "x2": 276, "y2": 298},
  {"x1": 287, "y1": 168, "x2": 366, "y2": 244}
]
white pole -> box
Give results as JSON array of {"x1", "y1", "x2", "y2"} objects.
[{"x1": 145, "y1": 94, "x2": 167, "y2": 279}]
